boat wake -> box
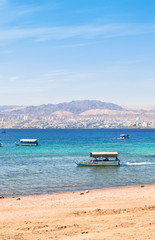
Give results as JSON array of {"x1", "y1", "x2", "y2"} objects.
[{"x1": 126, "y1": 162, "x2": 155, "y2": 166}]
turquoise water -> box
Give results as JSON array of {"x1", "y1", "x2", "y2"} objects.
[{"x1": 0, "y1": 129, "x2": 155, "y2": 197}]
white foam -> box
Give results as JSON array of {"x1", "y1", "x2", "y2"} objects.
[{"x1": 126, "y1": 162, "x2": 155, "y2": 166}]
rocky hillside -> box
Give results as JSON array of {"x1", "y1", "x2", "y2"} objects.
[{"x1": 0, "y1": 100, "x2": 124, "y2": 116}]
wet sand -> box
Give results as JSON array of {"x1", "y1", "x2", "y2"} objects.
[{"x1": 0, "y1": 184, "x2": 155, "y2": 240}]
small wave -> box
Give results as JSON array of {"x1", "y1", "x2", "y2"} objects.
[{"x1": 126, "y1": 162, "x2": 155, "y2": 166}]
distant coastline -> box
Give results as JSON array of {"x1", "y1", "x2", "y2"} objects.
[{"x1": 0, "y1": 100, "x2": 155, "y2": 129}]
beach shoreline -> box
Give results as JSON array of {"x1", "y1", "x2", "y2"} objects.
[
  {"x1": 0, "y1": 184, "x2": 155, "y2": 239},
  {"x1": 2, "y1": 182, "x2": 155, "y2": 199}
]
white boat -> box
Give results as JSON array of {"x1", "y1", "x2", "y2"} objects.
[
  {"x1": 120, "y1": 134, "x2": 129, "y2": 139},
  {"x1": 76, "y1": 152, "x2": 120, "y2": 166},
  {"x1": 15, "y1": 139, "x2": 38, "y2": 146}
]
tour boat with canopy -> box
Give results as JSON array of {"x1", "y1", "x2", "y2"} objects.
[
  {"x1": 15, "y1": 139, "x2": 38, "y2": 146},
  {"x1": 76, "y1": 152, "x2": 120, "y2": 166}
]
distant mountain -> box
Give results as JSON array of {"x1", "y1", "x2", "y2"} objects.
[
  {"x1": 0, "y1": 100, "x2": 154, "y2": 129},
  {"x1": 0, "y1": 106, "x2": 22, "y2": 111},
  {"x1": 125, "y1": 105, "x2": 155, "y2": 113},
  {"x1": 0, "y1": 100, "x2": 124, "y2": 116}
]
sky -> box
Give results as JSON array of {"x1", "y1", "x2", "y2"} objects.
[{"x1": 0, "y1": 0, "x2": 155, "y2": 106}]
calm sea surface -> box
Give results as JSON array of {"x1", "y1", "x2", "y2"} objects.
[{"x1": 0, "y1": 129, "x2": 155, "y2": 197}]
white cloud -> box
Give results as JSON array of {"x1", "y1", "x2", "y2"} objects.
[
  {"x1": 9, "y1": 76, "x2": 19, "y2": 81},
  {"x1": 0, "y1": 49, "x2": 13, "y2": 54},
  {"x1": 41, "y1": 70, "x2": 94, "y2": 83},
  {"x1": 18, "y1": 5, "x2": 46, "y2": 16},
  {"x1": 0, "y1": 23, "x2": 155, "y2": 43}
]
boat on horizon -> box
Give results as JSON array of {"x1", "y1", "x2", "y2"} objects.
[
  {"x1": 1, "y1": 131, "x2": 6, "y2": 133},
  {"x1": 120, "y1": 134, "x2": 129, "y2": 139},
  {"x1": 15, "y1": 139, "x2": 38, "y2": 146},
  {"x1": 76, "y1": 152, "x2": 120, "y2": 167}
]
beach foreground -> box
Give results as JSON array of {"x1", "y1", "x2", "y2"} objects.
[{"x1": 0, "y1": 185, "x2": 155, "y2": 240}]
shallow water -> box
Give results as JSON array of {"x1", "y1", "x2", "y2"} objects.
[{"x1": 0, "y1": 128, "x2": 155, "y2": 197}]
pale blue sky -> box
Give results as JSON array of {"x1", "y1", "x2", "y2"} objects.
[{"x1": 0, "y1": 0, "x2": 155, "y2": 106}]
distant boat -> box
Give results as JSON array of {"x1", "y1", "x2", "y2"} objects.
[
  {"x1": 1, "y1": 131, "x2": 6, "y2": 133},
  {"x1": 15, "y1": 139, "x2": 38, "y2": 146},
  {"x1": 76, "y1": 152, "x2": 120, "y2": 166},
  {"x1": 0, "y1": 143, "x2": 2, "y2": 147},
  {"x1": 120, "y1": 134, "x2": 129, "y2": 139}
]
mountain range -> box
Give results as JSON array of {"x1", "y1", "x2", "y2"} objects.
[
  {"x1": 0, "y1": 100, "x2": 155, "y2": 120},
  {"x1": 0, "y1": 100, "x2": 124, "y2": 115}
]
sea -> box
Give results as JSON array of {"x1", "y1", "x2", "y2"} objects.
[{"x1": 0, "y1": 128, "x2": 155, "y2": 197}]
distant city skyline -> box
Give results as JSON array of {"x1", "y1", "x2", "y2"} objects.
[{"x1": 0, "y1": 0, "x2": 155, "y2": 106}]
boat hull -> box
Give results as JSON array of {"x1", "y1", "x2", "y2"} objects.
[
  {"x1": 76, "y1": 160, "x2": 120, "y2": 167},
  {"x1": 15, "y1": 143, "x2": 38, "y2": 146}
]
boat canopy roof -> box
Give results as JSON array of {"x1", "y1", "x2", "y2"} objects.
[
  {"x1": 90, "y1": 152, "x2": 118, "y2": 158},
  {"x1": 120, "y1": 134, "x2": 129, "y2": 136},
  {"x1": 20, "y1": 139, "x2": 38, "y2": 142}
]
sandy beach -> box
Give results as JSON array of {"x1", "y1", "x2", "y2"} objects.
[{"x1": 0, "y1": 184, "x2": 155, "y2": 240}]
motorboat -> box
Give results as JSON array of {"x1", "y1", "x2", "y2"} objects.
[
  {"x1": 76, "y1": 152, "x2": 120, "y2": 166},
  {"x1": 15, "y1": 139, "x2": 38, "y2": 146},
  {"x1": 120, "y1": 134, "x2": 129, "y2": 139}
]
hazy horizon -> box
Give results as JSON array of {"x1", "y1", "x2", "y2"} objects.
[
  {"x1": 0, "y1": 0, "x2": 155, "y2": 106},
  {"x1": 0, "y1": 99, "x2": 155, "y2": 109}
]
